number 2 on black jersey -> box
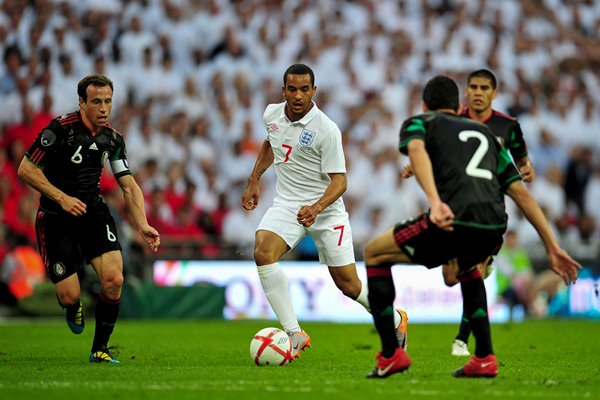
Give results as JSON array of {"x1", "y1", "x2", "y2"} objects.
[{"x1": 458, "y1": 130, "x2": 493, "y2": 180}]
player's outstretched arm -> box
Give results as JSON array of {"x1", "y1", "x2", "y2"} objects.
[
  {"x1": 118, "y1": 174, "x2": 160, "y2": 252},
  {"x1": 242, "y1": 140, "x2": 274, "y2": 210},
  {"x1": 506, "y1": 180, "x2": 581, "y2": 284},
  {"x1": 17, "y1": 157, "x2": 87, "y2": 216}
]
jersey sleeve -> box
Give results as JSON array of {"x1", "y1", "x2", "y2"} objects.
[
  {"x1": 24, "y1": 120, "x2": 61, "y2": 168},
  {"x1": 262, "y1": 103, "x2": 280, "y2": 143},
  {"x1": 109, "y1": 132, "x2": 132, "y2": 179},
  {"x1": 508, "y1": 120, "x2": 528, "y2": 160},
  {"x1": 319, "y1": 125, "x2": 346, "y2": 174},
  {"x1": 399, "y1": 115, "x2": 426, "y2": 156},
  {"x1": 497, "y1": 145, "x2": 522, "y2": 192}
]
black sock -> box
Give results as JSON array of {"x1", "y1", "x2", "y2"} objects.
[
  {"x1": 460, "y1": 278, "x2": 493, "y2": 358},
  {"x1": 92, "y1": 291, "x2": 120, "y2": 352},
  {"x1": 455, "y1": 316, "x2": 471, "y2": 343},
  {"x1": 366, "y1": 264, "x2": 397, "y2": 358}
]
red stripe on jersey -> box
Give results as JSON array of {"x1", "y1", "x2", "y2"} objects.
[
  {"x1": 105, "y1": 123, "x2": 123, "y2": 137},
  {"x1": 35, "y1": 210, "x2": 48, "y2": 267},
  {"x1": 394, "y1": 217, "x2": 429, "y2": 245},
  {"x1": 57, "y1": 112, "x2": 80, "y2": 125},
  {"x1": 30, "y1": 148, "x2": 45, "y2": 164},
  {"x1": 366, "y1": 267, "x2": 392, "y2": 278}
]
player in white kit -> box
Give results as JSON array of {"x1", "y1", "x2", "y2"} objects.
[{"x1": 242, "y1": 64, "x2": 407, "y2": 359}]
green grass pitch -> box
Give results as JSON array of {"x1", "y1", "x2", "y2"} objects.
[{"x1": 0, "y1": 319, "x2": 599, "y2": 400}]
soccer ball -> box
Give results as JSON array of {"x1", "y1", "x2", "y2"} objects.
[{"x1": 250, "y1": 327, "x2": 292, "y2": 366}]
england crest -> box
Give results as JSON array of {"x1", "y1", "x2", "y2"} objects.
[{"x1": 298, "y1": 129, "x2": 316, "y2": 147}]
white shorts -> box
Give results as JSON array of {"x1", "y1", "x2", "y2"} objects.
[{"x1": 257, "y1": 203, "x2": 356, "y2": 266}]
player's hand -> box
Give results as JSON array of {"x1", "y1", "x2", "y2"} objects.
[
  {"x1": 429, "y1": 201, "x2": 455, "y2": 231},
  {"x1": 61, "y1": 196, "x2": 87, "y2": 217},
  {"x1": 519, "y1": 160, "x2": 536, "y2": 183},
  {"x1": 547, "y1": 247, "x2": 582, "y2": 285},
  {"x1": 242, "y1": 183, "x2": 260, "y2": 210},
  {"x1": 401, "y1": 164, "x2": 414, "y2": 179},
  {"x1": 297, "y1": 205, "x2": 318, "y2": 227},
  {"x1": 141, "y1": 224, "x2": 161, "y2": 253}
]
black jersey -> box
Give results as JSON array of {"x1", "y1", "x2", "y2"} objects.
[
  {"x1": 25, "y1": 111, "x2": 131, "y2": 213},
  {"x1": 399, "y1": 111, "x2": 522, "y2": 230},
  {"x1": 461, "y1": 108, "x2": 528, "y2": 160}
]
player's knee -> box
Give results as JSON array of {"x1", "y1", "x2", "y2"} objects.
[
  {"x1": 253, "y1": 246, "x2": 277, "y2": 265},
  {"x1": 57, "y1": 289, "x2": 81, "y2": 306},
  {"x1": 101, "y1": 271, "x2": 124, "y2": 293},
  {"x1": 253, "y1": 248, "x2": 269, "y2": 265},
  {"x1": 442, "y1": 268, "x2": 459, "y2": 287}
]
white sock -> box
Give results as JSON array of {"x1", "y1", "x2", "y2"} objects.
[
  {"x1": 257, "y1": 262, "x2": 300, "y2": 333},
  {"x1": 356, "y1": 280, "x2": 401, "y2": 328}
]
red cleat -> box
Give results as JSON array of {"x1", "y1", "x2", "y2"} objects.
[
  {"x1": 453, "y1": 354, "x2": 498, "y2": 378},
  {"x1": 366, "y1": 347, "x2": 411, "y2": 378}
]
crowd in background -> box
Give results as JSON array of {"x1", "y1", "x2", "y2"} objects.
[{"x1": 0, "y1": 0, "x2": 600, "y2": 282}]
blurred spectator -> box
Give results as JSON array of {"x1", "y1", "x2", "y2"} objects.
[
  {"x1": 528, "y1": 127, "x2": 568, "y2": 175},
  {"x1": 494, "y1": 230, "x2": 536, "y2": 317},
  {"x1": 529, "y1": 164, "x2": 566, "y2": 223},
  {"x1": 3, "y1": 186, "x2": 37, "y2": 246},
  {"x1": 564, "y1": 146, "x2": 594, "y2": 216},
  {"x1": 0, "y1": 45, "x2": 22, "y2": 95},
  {"x1": 562, "y1": 214, "x2": 600, "y2": 262},
  {"x1": 0, "y1": 234, "x2": 45, "y2": 308},
  {"x1": 0, "y1": 0, "x2": 599, "y2": 265},
  {"x1": 584, "y1": 165, "x2": 600, "y2": 229}
]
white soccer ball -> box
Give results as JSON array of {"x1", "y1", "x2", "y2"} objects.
[{"x1": 250, "y1": 327, "x2": 292, "y2": 366}]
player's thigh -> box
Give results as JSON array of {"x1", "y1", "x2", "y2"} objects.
[
  {"x1": 255, "y1": 205, "x2": 303, "y2": 261},
  {"x1": 455, "y1": 229, "x2": 503, "y2": 272},
  {"x1": 364, "y1": 227, "x2": 411, "y2": 265},
  {"x1": 90, "y1": 250, "x2": 124, "y2": 288},
  {"x1": 78, "y1": 203, "x2": 122, "y2": 264},
  {"x1": 55, "y1": 273, "x2": 82, "y2": 304},
  {"x1": 254, "y1": 229, "x2": 290, "y2": 263},
  {"x1": 35, "y1": 210, "x2": 83, "y2": 283},
  {"x1": 309, "y1": 210, "x2": 355, "y2": 266}
]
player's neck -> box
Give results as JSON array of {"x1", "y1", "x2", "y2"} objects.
[
  {"x1": 469, "y1": 108, "x2": 493, "y2": 122},
  {"x1": 80, "y1": 111, "x2": 102, "y2": 135},
  {"x1": 285, "y1": 102, "x2": 313, "y2": 122}
]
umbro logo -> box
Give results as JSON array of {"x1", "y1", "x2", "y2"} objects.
[{"x1": 89, "y1": 142, "x2": 98, "y2": 150}]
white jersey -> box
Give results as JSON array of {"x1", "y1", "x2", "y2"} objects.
[{"x1": 263, "y1": 102, "x2": 346, "y2": 211}]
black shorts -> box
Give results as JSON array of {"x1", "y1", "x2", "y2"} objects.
[
  {"x1": 392, "y1": 213, "x2": 504, "y2": 271},
  {"x1": 35, "y1": 201, "x2": 122, "y2": 283}
]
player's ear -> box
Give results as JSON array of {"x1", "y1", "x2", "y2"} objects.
[
  {"x1": 456, "y1": 103, "x2": 463, "y2": 114},
  {"x1": 421, "y1": 101, "x2": 429, "y2": 112},
  {"x1": 491, "y1": 89, "x2": 497, "y2": 100}
]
